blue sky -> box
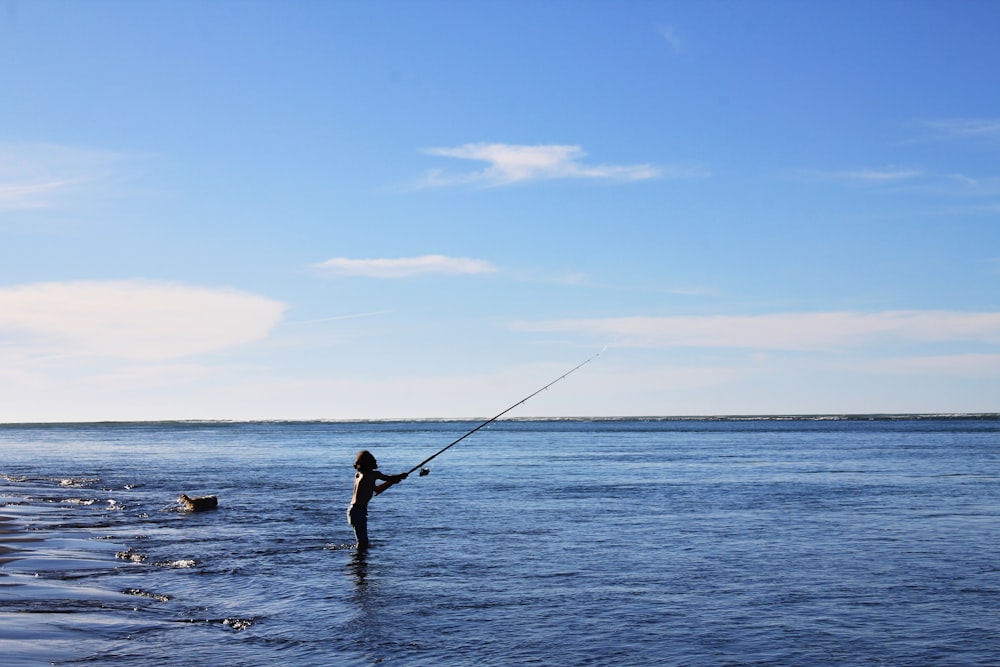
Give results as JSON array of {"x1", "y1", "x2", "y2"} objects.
[{"x1": 2, "y1": 1, "x2": 999, "y2": 421}]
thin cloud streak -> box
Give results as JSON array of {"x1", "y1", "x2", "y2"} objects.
[
  {"x1": 0, "y1": 143, "x2": 125, "y2": 210},
  {"x1": 795, "y1": 166, "x2": 925, "y2": 184},
  {"x1": 922, "y1": 118, "x2": 1000, "y2": 142},
  {"x1": 314, "y1": 254, "x2": 498, "y2": 278},
  {"x1": 418, "y1": 143, "x2": 689, "y2": 187},
  {"x1": 0, "y1": 180, "x2": 81, "y2": 210},
  {"x1": 513, "y1": 311, "x2": 1000, "y2": 351},
  {"x1": 282, "y1": 310, "x2": 395, "y2": 325}
]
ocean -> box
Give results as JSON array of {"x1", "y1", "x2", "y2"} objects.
[{"x1": 1, "y1": 417, "x2": 999, "y2": 666}]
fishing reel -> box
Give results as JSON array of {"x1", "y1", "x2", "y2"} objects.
[{"x1": 419, "y1": 467, "x2": 430, "y2": 477}]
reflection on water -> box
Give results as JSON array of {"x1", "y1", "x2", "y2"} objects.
[{"x1": 347, "y1": 548, "x2": 369, "y2": 592}]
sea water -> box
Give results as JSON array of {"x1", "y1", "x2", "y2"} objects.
[{"x1": 1, "y1": 418, "x2": 999, "y2": 666}]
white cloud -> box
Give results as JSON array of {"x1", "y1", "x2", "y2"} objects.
[
  {"x1": 314, "y1": 254, "x2": 498, "y2": 278},
  {"x1": 419, "y1": 143, "x2": 677, "y2": 187},
  {"x1": 0, "y1": 280, "x2": 287, "y2": 363},
  {"x1": 513, "y1": 311, "x2": 1000, "y2": 350},
  {"x1": 0, "y1": 143, "x2": 125, "y2": 211}
]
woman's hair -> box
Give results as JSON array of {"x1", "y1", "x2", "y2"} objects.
[{"x1": 354, "y1": 449, "x2": 378, "y2": 471}]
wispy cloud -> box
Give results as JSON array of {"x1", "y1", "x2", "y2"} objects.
[
  {"x1": 922, "y1": 118, "x2": 1000, "y2": 142},
  {"x1": 0, "y1": 280, "x2": 286, "y2": 363},
  {"x1": 0, "y1": 143, "x2": 125, "y2": 211},
  {"x1": 795, "y1": 166, "x2": 925, "y2": 185},
  {"x1": 282, "y1": 310, "x2": 394, "y2": 325},
  {"x1": 860, "y1": 353, "x2": 1000, "y2": 377},
  {"x1": 945, "y1": 170, "x2": 1000, "y2": 192},
  {"x1": 418, "y1": 143, "x2": 687, "y2": 187},
  {"x1": 0, "y1": 180, "x2": 82, "y2": 210},
  {"x1": 658, "y1": 25, "x2": 682, "y2": 51},
  {"x1": 663, "y1": 285, "x2": 723, "y2": 298},
  {"x1": 513, "y1": 311, "x2": 1000, "y2": 351},
  {"x1": 314, "y1": 254, "x2": 498, "y2": 278},
  {"x1": 797, "y1": 165, "x2": 1000, "y2": 206}
]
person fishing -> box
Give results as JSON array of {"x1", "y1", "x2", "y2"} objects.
[
  {"x1": 345, "y1": 349, "x2": 604, "y2": 551},
  {"x1": 347, "y1": 450, "x2": 407, "y2": 550}
]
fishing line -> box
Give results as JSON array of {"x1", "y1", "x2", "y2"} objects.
[{"x1": 405, "y1": 347, "x2": 606, "y2": 477}]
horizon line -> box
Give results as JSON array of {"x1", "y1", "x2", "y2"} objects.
[{"x1": 2, "y1": 412, "x2": 998, "y2": 427}]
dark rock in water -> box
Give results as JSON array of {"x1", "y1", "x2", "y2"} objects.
[
  {"x1": 178, "y1": 494, "x2": 219, "y2": 512},
  {"x1": 116, "y1": 548, "x2": 147, "y2": 562}
]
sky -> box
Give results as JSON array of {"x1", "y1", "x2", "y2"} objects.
[{"x1": 1, "y1": 0, "x2": 999, "y2": 422}]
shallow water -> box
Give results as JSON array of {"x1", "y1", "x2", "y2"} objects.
[{"x1": 1, "y1": 418, "x2": 999, "y2": 666}]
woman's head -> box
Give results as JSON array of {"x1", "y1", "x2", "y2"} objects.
[{"x1": 354, "y1": 449, "x2": 378, "y2": 471}]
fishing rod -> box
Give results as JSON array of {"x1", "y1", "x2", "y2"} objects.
[{"x1": 406, "y1": 348, "x2": 605, "y2": 477}]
